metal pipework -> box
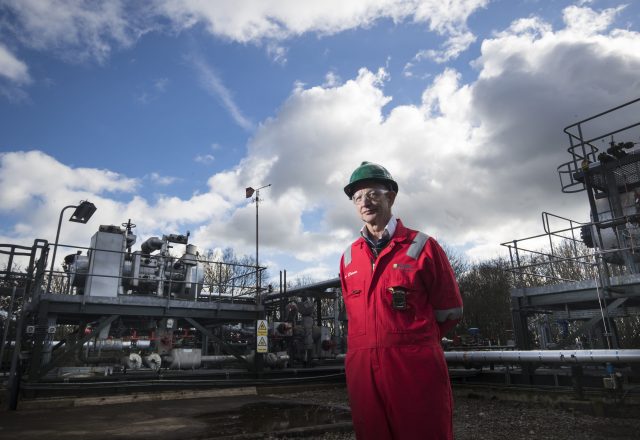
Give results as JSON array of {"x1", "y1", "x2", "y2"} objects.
[
  {"x1": 444, "y1": 349, "x2": 640, "y2": 364},
  {"x1": 202, "y1": 352, "x2": 290, "y2": 368},
  {"x1": 201, "y1": 355, "x2": 242, "y2": 365},
  {"x1": 140, "y1": 236, "x2": 163, "y2": 255}
]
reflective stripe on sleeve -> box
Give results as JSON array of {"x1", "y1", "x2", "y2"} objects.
[
  {"x1": 343, "y1": 244, "x2": 352, "y2": 267},
  {"x1": 406, "y1": 232, "x2": 429, "y2": 259},
  {"x1": 434, "y1": 307, "x2": 463, "y2": 322}
]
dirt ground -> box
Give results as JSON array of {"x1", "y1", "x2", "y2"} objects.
[
  {"x1": 1, "y1": 386, "x2": 639, "y2": 439},
  {"x1": 264, "y1": 387, "x2": 640, "y2": 440}
]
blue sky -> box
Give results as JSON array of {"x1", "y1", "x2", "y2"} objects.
[{"x1": 1, "y1": 0, "x2": 640, "y2": 283}]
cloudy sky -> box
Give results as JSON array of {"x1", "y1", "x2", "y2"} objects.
[{"x1": 1, "y1": 0, "x2": 640, "y2": 283}]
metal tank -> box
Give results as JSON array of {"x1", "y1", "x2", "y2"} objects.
[{"x1": 64, "y1": 225, "x2": 205, "y2": 298}]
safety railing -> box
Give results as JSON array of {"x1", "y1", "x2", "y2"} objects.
[
  {"x1": 31, "y1": 241, "x2": 268, "y2": 304},
  {"x1": 501, "y1": 212, "x2": 601, "y2": 288},
  {"x1": 501, "y1": 210, "x2": 640, "y2": 289},
  {"x1": 558, "y1": 97, "x2": 640, "y2": 193}
]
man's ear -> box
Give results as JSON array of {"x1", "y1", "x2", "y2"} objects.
[{"x1": 387, "y1": 191, "x2": 397, "y2": 206}]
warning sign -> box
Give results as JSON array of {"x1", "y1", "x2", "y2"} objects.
[
  {"x1": 257, "y1": 319, "x2": 268, "y2": 336},
  {"x1": 257, "y1": 335, "x2": 268, "y2": 353}
]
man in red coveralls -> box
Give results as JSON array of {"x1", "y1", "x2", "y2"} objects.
[{"x1": 340, "y1": 161, "x2": 463, "y2": 440}]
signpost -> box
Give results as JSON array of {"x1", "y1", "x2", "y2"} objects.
[{"x1": 256, "y1": 319, "x2": 268, "y2": 354}]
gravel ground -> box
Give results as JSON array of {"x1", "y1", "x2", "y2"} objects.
[{"x1": 264, "y1": 387, "x2": 640, "y2": 440}]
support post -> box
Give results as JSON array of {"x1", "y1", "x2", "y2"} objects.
[
  {"x1": 46, "y1": 205, "x2": 75, "y2": 293},
  {"x1": 571, "y1": 365, "x2": 584, "y2": 400}
]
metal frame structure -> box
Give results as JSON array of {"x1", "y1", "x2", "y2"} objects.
[
  {"x1": 0, "y1": 222, "x2": 352, "y2": 409},
  {"x1": 0, "y1": 229, "x2": 270, "y2": 409},
  {"x1": 504, "y1": 98, "x2": 640, "y2": 351},
  {"x1": 262, "y1": 276, "x2": 344, "y2": 365}
]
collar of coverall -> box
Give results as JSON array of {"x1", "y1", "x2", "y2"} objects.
[
  {"x1": 360, "y1": 215, "x2": 397, "y2": 242},
  {"x1": 357, "y1": 217, "x2": 413, "y2": 248}
]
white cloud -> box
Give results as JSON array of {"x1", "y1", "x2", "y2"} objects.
[
  {"x1": 2, "y1": 0, "x2": 145, "y2": 63},
  {"x1": 418, "y1": 29, "x2": 477, "y2": 64},
  {"x1": 287, "y1": 264, "x2": 338, "y2": 285},
  {"x1": 0, "y1": 151, "x2": 137, "y2": 212},
  {"x1": 195, "y1": 154, "x2": 215, "y2": 164},
  {"x1": 157, "y1": 0, "x2": 486, "y2": 45},
  {"x1": 189, "y1": 55, "x2": 254, "y2": 131},
  {"x1": 0, "y1": 0, "x2": 487, "y2": 105},
  {"x1": 3, "y1": 3, "x2": 640, "y2": 280},
  {"x1": 135, "y1": 77, "x2": 170, "y2": 104},
  {"x1": 0, "y1": 150, "x2": 138, "y2": 249},
  {"x1": 0, "y1": 151, "x2": 230, "y2": 266},
  {"x1": 0, "y1": 43, "x2": 30, "y2": 83},
  {"x1": 323, "y1": 71, "x2": 342, "y2": 88},
  {"x1": 149, "y1": 172, "x2": 178, "y2": 186},
  {"x1": 2, "y1": 0, "x2": 488, "y2": 67},
  {"x1": 411, "y1": 0, "x2": 487, "y2": 63},
  {"x1": 192, "y1": 3, "x2": 640, "y2": 264},
  {"x1": 563, "y1": 4, "x2": 625, "y2": 36},
  {"x1": 266, "y1": 42, "x2": 288, "y2": 65},
  {"x1": 159, "y1": 0, "x2": 487, "y2": 68},
  {"x1": 154, "y1": 77, "x2": 169, "y2": 92},
  {"x1": 406, "y1": 34, "x2": 480, "y2": 75},
  {"x1": 402, "y1": 0, "x2": 488, "y2": 72}
]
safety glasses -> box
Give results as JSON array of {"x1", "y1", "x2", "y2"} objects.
[{"x1": 352, "y1": 188, "x2": 389, "y2": 205}]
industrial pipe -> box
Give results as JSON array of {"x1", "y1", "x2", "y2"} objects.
[
  {"x1": 201, "y1": 355, "x2": 242, "y2": 365},
  {"x1": 444, "y1": 349, "x2": 640, "y2": 364},
  {"x1": 141, "y1": 237, "x2": 163, "y2": 255},
  {"x1": 202, "y1": 352, "x2": 290, "y2": 368}
]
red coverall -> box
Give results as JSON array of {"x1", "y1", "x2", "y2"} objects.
[{"x1": 340, "y1": 219, "x2": 463, "y2": 440}]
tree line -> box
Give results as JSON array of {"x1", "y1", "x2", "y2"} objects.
[{"x1": 444, "y1": 240, "x2": 640, "y2": 349}]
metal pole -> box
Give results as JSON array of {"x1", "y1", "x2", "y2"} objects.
[
  {"x1": 251, "y1": 183, "x2": 270, "y2": 301},
  {"x1": 256, "y1": 189, "x2": 260, "y2": 302},
  {"x1": 7, "y1": 292, "x2": 26, "y2": 410},
  {"x1": 249, "y1": 183, "x2": 270, "y2": 376},
  {"x1": 46, "y1": 204, "x2": 76, "y2": 294}
]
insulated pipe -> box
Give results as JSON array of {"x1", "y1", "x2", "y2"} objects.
[
  {"x1": 80, "y1": 340, "x2": 152, "y2": 350},
  {"x1": 444, "y1": 349, "x2": 640, "y2": 364},
  {"x1": 141, "y1": 237, "x2": 163, "y2": 255},
  {"x1": 201, "y1": 355, "x2": 243, "y2": 364},
  {"x1": 201, "y1": 353, "x2": 290, "y2": 368}
]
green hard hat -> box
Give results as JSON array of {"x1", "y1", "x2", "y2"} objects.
[{"x1": 344, "y1": 161, "x2": 398, "y2": 198}]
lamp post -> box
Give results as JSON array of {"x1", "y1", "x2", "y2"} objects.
[
  {"x1": 245, "y1": 184, "x2": 270, "y2": 375},
  {"x1": 46, "y1": 200, "x2": 97, "y2": 293},
  {"x1": 245, "y1": 184, "x2": 271, "y2": 300}
]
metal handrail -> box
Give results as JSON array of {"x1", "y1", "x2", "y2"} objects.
[
  {"x1": 499, "y1": 212, "x2": 627, "y2": 284},
  {"x1": 37, "y1": 240, "x2": 267, "y2": 301},
  {"x1": 559, "y1": 97, "x2": 640, "y2": 193}
]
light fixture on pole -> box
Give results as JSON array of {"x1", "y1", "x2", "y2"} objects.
[
  {"x1": 46, "y1": 200, "x2": 97, "y2": 293},
  {"x1": 245, "y1": 184, "x2": 271, "y2": 301},
  {"x1": 245, "y1": 184, "x2": 270, "y2": 376}
]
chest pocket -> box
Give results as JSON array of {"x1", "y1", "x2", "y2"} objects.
[
  {"x1": 380, "y1": 268, "x2": 429, "y2": 333},
  {"x1": 379, "y1": 231, "x2": 431, "y2": 334},
  {"x1": 343, "y1": 245, "x2": 367, "y2": 337},
  {"x1": 343, "y1": 278, "x2": 366, "y2": 337}
]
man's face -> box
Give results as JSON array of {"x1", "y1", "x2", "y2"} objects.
[{"x1": 351, "y1": 181, "x2": 396, "y2": 225}]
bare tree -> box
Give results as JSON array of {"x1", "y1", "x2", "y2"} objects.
[
  {"x1": 440, "y1": 243, "x2": 469, "y2": 281},
  {"x1": 200, "y1": 247, "x2": 270, "y2": 298}
]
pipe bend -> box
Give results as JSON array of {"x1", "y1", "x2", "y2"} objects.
[{"x1": 141, "y1": 237, "x2": 163, "y2": 255}]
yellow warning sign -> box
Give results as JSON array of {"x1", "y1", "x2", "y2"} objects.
[
  {"x1": 257, "y1": 335, "x2": 268, "y2": 353},
  {"x1": 257, "y1": 319, "x2": 268, "y2": 336}
]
